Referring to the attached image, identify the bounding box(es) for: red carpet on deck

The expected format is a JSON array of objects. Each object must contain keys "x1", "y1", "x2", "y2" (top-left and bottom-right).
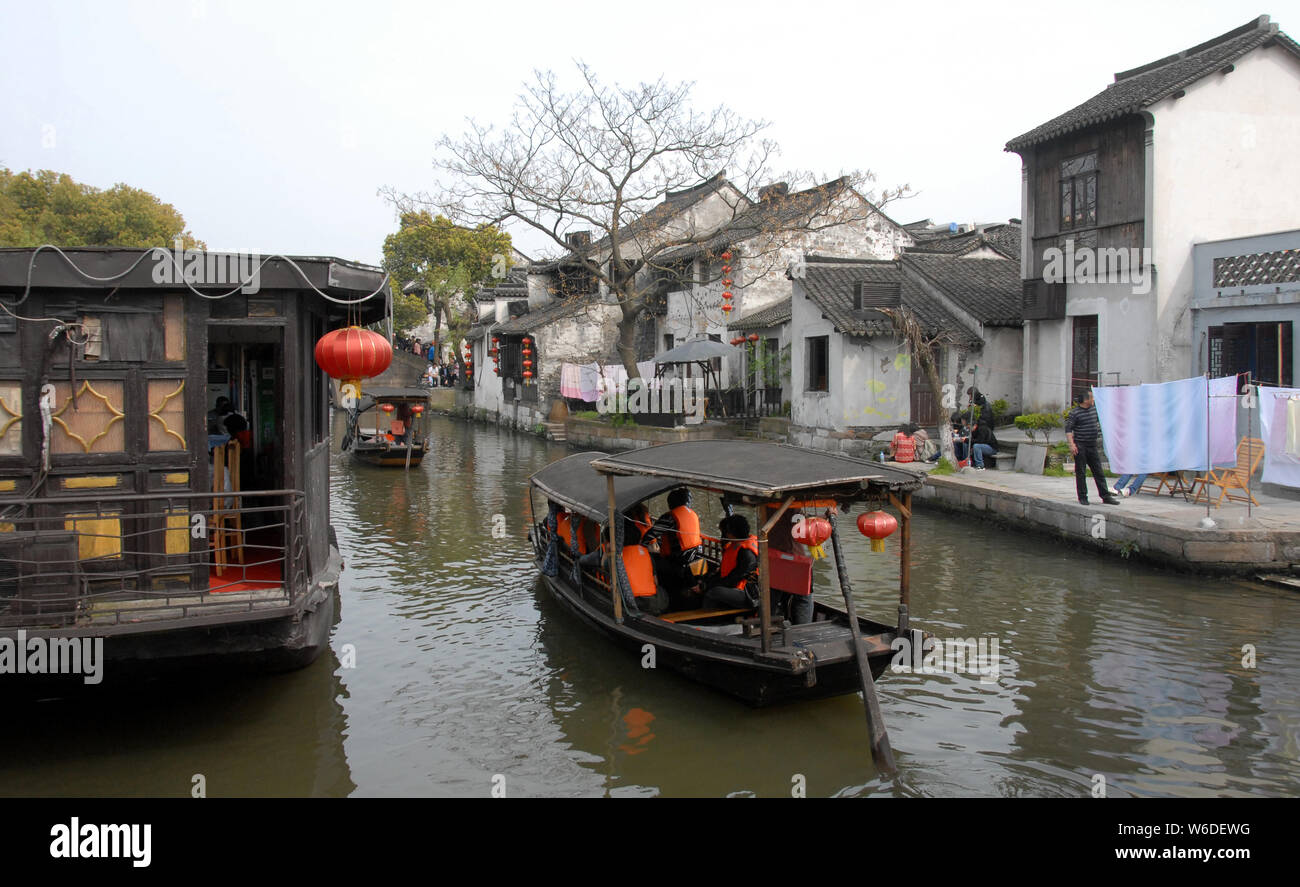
[{"x1": 207, "y1": 546, "x2": 284, "y2": 593}]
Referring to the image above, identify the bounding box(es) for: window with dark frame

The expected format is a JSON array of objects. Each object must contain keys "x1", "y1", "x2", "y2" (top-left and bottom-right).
[
  {"x1": 1060, "y1": 152, "x2": 1098, "y2": 230},
  {"x1": 806, "y1": 335, "x2": 829, "y2": 392}
]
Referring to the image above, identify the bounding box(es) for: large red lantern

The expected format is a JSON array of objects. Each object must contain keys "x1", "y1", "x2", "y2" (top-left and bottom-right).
[
  {"x1": 379, "y1": 403, "x2": 395, "y2": 414},
  {"x1": 791, "y1": 516, "x2": 832, "y2": 559},
  {"x1": 857, "y1": 511, "x2": 898, "y2": 553},
  {"x1": 721, "y1": 250, "x2": 732, "y2": 261},
  {"x1": 411, "y1": 404, "x2": 424, "y2": 415},
  {"x1": 314, "y1": 327, "x2": 393, "y2": 403},
  {"x1": 747, "y1": 333, "x2": 760, "y2": 343}
]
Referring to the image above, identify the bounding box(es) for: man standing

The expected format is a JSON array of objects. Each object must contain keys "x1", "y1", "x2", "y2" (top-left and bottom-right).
[{"x1": 1066, "y1": 391, "x2": 1119, "y2": 505}]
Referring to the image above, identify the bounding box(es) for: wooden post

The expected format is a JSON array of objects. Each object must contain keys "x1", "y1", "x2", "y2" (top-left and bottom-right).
[
  {"x1": 607, "y1": 474, "x2": 621, "y2": 623},
  {"x1": 828, "y1": 516, "x2": 896, "y2": 774},
  {"x1": 889, "y1": 492, "x2": 913, "y2": 634},
  {"x1": 757, "y1": 497, "x2": 795, "y2": 655}
]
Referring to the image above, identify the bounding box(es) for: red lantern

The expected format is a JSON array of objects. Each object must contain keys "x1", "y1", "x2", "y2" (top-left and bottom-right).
[
  {"x1": 792, "y1": 516, "x2": 832, "y2": 559},
  {"x1": 721, "y1": 304, "x2": 733, "y2": 313},
  {"x1": 411, "y1": 404, "x2": 425, "y2": 415},
  {"x1": 722, "y1": 264, "x2": 731, "y2": 274},
  {"x1": 730, "y1": 337, "x2": 745, "y2": 346},
  {"x1": 523, "y1": 359, "x2": 533, "y2": 369},
  {"x1": 492, "y1": 336, "x2": 500, "y2": 345},
  {"x1": 723, "y1": 278, "x2": 733, "y2": 286},
  {"x1": 522, "y1": 336, "x2": 532, "y2": 346},
  {"x1": 721, "y1": 250, "x2": 732, "y2": 261},
  {"x1": 314, "y1": 327, "x2": 393, "y2": 397},
  {"x1": 379, "y1": 403, "x2": 395, "y2": 414},
  {"x1": 523, "y1": 369, "x2": 533, "y2": 379},
  {"x1": 857, "y1": 511, "x2": 898, "y2": 553}
]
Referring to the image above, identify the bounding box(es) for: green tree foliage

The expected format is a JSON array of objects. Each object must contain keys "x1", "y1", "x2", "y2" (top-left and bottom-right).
[
  {"x1": 381, "y1": 211, "x2": 511, "y2": 360},
  {"x1": 0, "y1": 167, "x2": 203, "y2": 248}
]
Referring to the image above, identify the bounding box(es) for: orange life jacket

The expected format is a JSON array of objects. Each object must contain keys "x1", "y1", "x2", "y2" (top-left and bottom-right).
[
  {"x1": 557, "y1": 513, "x2": 589, "y2": 555},
  {"x1": 622, "y1": 545, "x2": 657, "y2": 598},
  {"x1": 669, "y1": 505, "x2": 701, "y2": 551},
  {"x1": 720, "y1": 536, "x2": 760, "y2": 589}
]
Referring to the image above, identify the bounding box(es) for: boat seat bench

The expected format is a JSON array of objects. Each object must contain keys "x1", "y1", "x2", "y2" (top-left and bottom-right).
[{"x1": 661, "y1": 607, "x2": 751, "y2": 624}]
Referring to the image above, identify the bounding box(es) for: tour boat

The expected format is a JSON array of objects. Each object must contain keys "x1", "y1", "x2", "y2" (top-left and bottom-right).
[
  {"x1": 341, "y1": 386, "x2": 430, "y2": 468},
  {"x1": 0, "y1": 246, "x2": 388, "y2": 676},
  {"x1": 526, "y1": 441, "x2": 925, "y2": 716}
]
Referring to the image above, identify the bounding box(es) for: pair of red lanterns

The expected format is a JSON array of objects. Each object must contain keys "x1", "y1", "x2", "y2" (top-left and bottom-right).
[
  {"x1": 790, "y1": 511, "x2": 898, "y2": 558},
  {"x1": 729, "y1": 333, "x2": 760, "y2": 347},
  {"x1": 720, "y1": 249, "x2": 734, "y2": 314},
  {"x1": 379, "y1": 403, "x2": 424, "y2": 415}
]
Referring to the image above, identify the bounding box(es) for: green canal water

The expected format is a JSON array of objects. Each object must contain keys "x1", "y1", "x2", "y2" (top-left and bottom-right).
[{"x1": 2, "y1": 413, "x2": 1298, "y2": 797}]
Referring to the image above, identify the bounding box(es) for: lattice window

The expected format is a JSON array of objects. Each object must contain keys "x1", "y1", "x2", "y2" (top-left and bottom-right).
[
  {"x1": 0, "y1": 383, "x2": 21, "y2": 457},
  {"x1": 1214, "y1": 249, "x2": 1300, "y2": 288},
  {"x1": 51, "y1": 380, "x2": 125, "y2": 454},
  {"x1": 148, "y1": 379, "x2": 187, "y2": 451}
]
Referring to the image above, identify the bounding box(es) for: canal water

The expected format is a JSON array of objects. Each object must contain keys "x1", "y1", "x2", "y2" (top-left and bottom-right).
[{"x1": 2, "y1": 413, "x2": 1297, "y2": 797}]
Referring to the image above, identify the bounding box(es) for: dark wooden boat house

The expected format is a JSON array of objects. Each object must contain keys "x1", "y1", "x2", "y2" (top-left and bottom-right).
[{"x1": 0, "y1": 247, "x2": 387, "y2": 670}]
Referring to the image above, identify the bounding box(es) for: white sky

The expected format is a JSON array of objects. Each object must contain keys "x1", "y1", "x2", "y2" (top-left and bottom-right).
[{"x1": 0, "y1": 0, "x2": 1287, "y2": 264}]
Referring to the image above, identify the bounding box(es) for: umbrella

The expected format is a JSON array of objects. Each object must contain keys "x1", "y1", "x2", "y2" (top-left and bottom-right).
[{"x1": 653, "y1": 337, "x2": 740, "y2": 364}]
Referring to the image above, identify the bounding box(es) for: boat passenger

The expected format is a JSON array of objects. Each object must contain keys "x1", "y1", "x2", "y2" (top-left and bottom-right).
[
  {"x1": 621, "y1": 517, "x2": 670, "y2": 616},
  {"x1": 556, "y1": 511, "x2": 590, "y2": 555},
  {"x1": 701, "y1": 514, "x2": 760, "y2": 610},
  {"x1": 650, "y1": 487, "x2": 704, "y2": 590}
]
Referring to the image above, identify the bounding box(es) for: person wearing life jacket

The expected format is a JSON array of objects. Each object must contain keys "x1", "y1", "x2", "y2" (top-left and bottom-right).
[
  {"x1": 651, "y1": 487, "x2": 704, "y2": 591},
  {"x1": 702, "y1": 514, "x2": 761, "y2": 610},
  {"x1": 556, "y1": 510, "x2": 590, "y2": 555},
  {"x1": 619, "y1": 517, "x2": 670, "y2": 616}
]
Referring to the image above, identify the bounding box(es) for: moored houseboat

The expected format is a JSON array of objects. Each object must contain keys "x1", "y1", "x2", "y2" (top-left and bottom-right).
[{"x1": 0, "y1": 246, "x2": 388, "y2": 678}]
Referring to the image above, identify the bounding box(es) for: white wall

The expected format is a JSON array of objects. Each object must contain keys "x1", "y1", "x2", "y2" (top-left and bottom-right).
[{"x1": 1149, "y1": 43, "x2": 1300, "y2": 381}]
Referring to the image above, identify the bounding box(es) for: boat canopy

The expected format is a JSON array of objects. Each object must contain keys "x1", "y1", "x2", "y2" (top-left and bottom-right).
[
  {"x1": 530, "y1": 452, "x2": 678, "y2": 521},
  {"x1": 355, "y1": 387, "x2": 431, "y2": 412},
  {"x1": 588, "y1": 440, "x2": 923, "y2": 501}
]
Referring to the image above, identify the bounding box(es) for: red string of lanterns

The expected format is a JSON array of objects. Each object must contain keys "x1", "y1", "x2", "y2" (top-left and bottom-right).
[{"x1": 720, "y1": 249, "x2": 733, "y2": 315}]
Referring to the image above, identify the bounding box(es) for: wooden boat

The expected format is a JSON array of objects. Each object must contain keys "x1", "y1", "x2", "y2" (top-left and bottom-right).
[
  {"x1": 0, "y1": 246, "x2": 388, "y2": 677},
  {"x1": 527, "y1": 441, "x2": 925, "y2": 712},
  {"x1": 342, "y1": 386, "x2": 430, "y2": 468}
]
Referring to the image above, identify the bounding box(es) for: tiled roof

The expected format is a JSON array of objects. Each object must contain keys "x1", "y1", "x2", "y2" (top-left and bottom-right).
[
  {"x1": 588, "y1": 172, "x2": 738, "y2": 255},
  {"x1": 473, "y1": 266, "x2": 529, "y2": 300},
  {"x1": 904, "y1": 222, "x2": 1021, "y2": 261},
  {"x1": 729, "y1": 296, "x2": 791, "y2": 330},
  {"x1": 655, "y1": 177, "x2": 896, "y2": 262},
  {"x1": 901, "y1": 253, "x2": 1022, "y2": 327},
  {"x1": 494, "y1": 293, "x2": 602, "y2": 335},
  {"x1": 801, "y1": 260, "x2": 981, "y2": 347},
  {"x1": 1007, "y1": 16, "x2": 1300, "y2": 151}
]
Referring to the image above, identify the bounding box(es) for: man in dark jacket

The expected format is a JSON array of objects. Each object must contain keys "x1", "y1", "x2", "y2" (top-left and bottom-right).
[{"x1": 1066, "y1": 391, "x2": 1119, "y2": 505}]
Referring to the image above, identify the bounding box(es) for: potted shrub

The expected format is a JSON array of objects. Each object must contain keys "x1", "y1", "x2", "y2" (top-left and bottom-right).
[{"x1": 1012, "y1": 412, "x2": 1063, "y2": 474}]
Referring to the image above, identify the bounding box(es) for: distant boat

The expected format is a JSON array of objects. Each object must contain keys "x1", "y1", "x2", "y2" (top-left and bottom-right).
[
  {"x1": 342, "y1": 387, "x2": 430, "y2": 468},
  {"x1": 527, "y1": 441, "x2": 925, "y2": 708}
]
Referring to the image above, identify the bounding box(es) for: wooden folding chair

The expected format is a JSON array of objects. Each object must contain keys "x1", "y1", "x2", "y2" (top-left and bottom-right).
[
  {"x1": 1189, "y1": 438, "x2": 1266, "y2": 507},
  {"x1": 1149, "y1": 472, "x2": 1190, "y2": 499}
]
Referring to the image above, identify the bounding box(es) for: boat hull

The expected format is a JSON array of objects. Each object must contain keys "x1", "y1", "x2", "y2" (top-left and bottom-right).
[{"x1": 538, "y1": 569, "x2": 896, "y2": 707}]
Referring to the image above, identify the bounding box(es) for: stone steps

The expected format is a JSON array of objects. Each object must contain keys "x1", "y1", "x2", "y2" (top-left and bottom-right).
[{"x1": 544, "y1": 421, "x2": 567, "y2": 442}]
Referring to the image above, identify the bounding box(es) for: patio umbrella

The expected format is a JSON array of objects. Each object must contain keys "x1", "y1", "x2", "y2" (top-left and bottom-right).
[{"x1": 652, "y1": 337, "x2": 741, "y2": 416}]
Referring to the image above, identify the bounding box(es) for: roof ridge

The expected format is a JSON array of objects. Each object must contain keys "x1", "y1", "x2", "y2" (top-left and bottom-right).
[{"x1": 1114, "y1": 15, "x2": 1270, "y2": 82}]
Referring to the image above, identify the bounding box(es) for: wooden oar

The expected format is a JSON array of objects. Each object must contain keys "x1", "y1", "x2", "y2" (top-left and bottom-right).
[{"x1": 828, "y1": 515, "x2": 897, "y2": 775}]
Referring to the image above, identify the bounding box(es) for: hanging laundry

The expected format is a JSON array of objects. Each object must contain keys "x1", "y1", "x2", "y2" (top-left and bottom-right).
[
  {"x1": 1289, "y1": 397, "x2": 1300, "y2": 458},
  {"x1": 1257, "y1": 387, "x2": 1300, "y2": 488},
  {"x1": 559, "y1": 362, "x2": 583, "y2": 400},
  {"x1": 1092, "y1": 376, "x2": 1209, "y2": 474},
  {"x1": 577, "y1": 363, "x2": 601, "y2": 402},
  {"x1": 1208, "y1": 375, "x2": 1239, "y2": 466}
]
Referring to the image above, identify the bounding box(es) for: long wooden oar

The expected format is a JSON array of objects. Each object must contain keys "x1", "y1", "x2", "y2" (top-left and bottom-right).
[{"x1": 828, "y1": 515, "x2": 897, "y2": 775}]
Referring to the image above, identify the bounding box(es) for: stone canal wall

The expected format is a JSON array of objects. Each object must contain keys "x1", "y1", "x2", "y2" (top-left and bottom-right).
[{"x1": 918, "y1": 474, "x2": 1300, "y2": 575}]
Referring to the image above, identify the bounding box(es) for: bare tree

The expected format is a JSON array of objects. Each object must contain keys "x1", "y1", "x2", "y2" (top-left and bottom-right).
[
  {"x1": 392, "y1": 63, "x2": 907, "y2": 379},
  {"x1": 878, "y1": 306, "x2": 963, "y2": 465}
]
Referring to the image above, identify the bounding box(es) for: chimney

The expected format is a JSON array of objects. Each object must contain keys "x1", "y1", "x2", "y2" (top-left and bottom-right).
[
  {"x1": 566, "y1": 231, "x2": 592, "y2": 250},
  {"x1": 758, "y1": 182, "x2": 789, "y2": 201}
]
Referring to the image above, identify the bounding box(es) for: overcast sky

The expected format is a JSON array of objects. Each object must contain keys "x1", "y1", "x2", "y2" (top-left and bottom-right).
[{"x1": 0, "y1": 0, "x2": 1284, "y2": 264}]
